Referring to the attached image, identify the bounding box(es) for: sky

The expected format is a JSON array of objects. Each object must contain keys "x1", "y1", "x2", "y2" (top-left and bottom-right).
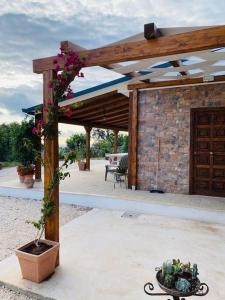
[{"x1": 0, "y1": 0, "x2": 225, "y2": 145}]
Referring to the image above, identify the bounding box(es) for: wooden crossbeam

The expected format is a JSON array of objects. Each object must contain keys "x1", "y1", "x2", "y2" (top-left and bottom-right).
[
  {"x1": 59, "y1": 118, "x2": 127, "y2": 131},
  {"x1": 71, "y1": 101, "x2": 128, "y2": 119},
  {"x1": 102, "y1": 117, "x2": 128, "y2": 126},
  {"x1": 100, "y1": 113, "x2": 128, "y2": 122},
  {"x1": 61, "y1": 41, "x2": 139, "y2": 78},
  {"x1": 127, "y1": 74, "x2": 225, "y2": 90},
  {"x1": 144, "y1": 23, "x2": 188, "y2": 78},
  {"x1": 76, "y1": 109, "x2": 128, "y2": 123},
  {"x1": 33, "y1": 26, "x2": 225, "y2": 73},
  {"x1": 59, "y1": 94, "x2": 128, "y2": 119}
]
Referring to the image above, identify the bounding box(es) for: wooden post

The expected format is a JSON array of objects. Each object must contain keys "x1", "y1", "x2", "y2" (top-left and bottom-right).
[
  {"x1": 34, "y1": 114, "x2": 42, "y2": 182},
  {"x1": 84, "y1": 126, "x2": 92, "y2": 171},
  {"x1": 113, "y1": 129, "x2": 119, "y2": 154},
  {"x1": 128, "y1": 89, "x2": 138, "y2": 189},
  {"x1": 43, "y1": 70, "x2": 59, "y2": 260}
]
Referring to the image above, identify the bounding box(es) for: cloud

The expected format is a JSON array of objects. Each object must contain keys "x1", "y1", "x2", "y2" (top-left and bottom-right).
[{"x1": 1, "y1": 0, "x2": 225, "y2": 138}]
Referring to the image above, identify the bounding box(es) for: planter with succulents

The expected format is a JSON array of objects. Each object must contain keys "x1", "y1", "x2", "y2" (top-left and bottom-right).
[
  {"x1": 144, "y1": 259, "x2": 209, "y2": 299},
  {"x1": 157, "y1": 259, "x2": 200, "y2": 296}
]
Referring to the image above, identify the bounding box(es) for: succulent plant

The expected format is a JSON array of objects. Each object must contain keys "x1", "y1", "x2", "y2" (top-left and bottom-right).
[
  {"x1": 162, "y1": 260, "x2": 173, "y2": 276},
  {"x1": 191, "y1": 264, "x2": 199, "y2": 279},
  {"x1": 175, "y1": 278, "x2": 191, "y2": 293},
  {"x1": 164, "y1": 274, "x2": 176, "y2": 288}
]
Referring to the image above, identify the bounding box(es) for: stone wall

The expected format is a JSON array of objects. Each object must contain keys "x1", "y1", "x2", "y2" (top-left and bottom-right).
[{"x1": 137, "y1": 83, "x2": 225, "y2": 193}]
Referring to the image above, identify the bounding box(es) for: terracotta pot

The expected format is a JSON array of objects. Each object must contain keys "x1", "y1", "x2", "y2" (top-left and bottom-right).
[
  {"x1": 16, "y1": 239, "x2": 60, "y2": 283},
  {"x1": 78, "y1": 161, "x2": 86, "y2": 171},
  {"x1": 19, "y1": 175, "x2": 25, "y2": 183},
  {"x1": 24, "y1": 175, "x2": 34, "y2": 188}
]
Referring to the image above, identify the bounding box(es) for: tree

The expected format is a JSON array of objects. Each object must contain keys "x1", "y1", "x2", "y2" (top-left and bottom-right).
[
  {"x1": 13, "y1": 118, "x2": 40, "y2": 165},
  {"x1": 0, "y1": 118, "x2": 40, "y2": 164},
  {"x1": 0, "y1": 124, "x2": 10, "y2": 161},
  {"x1": 91, "y1": 128, "x2": 128, "y2": 157},
  {"x1": 66, "y1": 133, "x2": 86, "y2": 159}
]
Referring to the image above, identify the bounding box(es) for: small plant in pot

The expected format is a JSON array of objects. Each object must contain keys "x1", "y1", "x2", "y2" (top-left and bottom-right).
[
  {"x1": 76, "y1": 146, "x2": 86, "y2": 171},
  {"x1": 17, "y1": 165, "x2": 25, "y2": 183},
  {"x1": 16, "y1": 197, "x2": 59, "y2": 283},
  {"x1": 23, "y1": 164, "x2": 35, "y2": 188},
  {"x1": 16, "y1": 47, "x2": 85, "y2": 283}
]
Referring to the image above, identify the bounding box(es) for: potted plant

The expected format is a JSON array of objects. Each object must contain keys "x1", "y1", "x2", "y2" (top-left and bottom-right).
[
  {"x1": 16, "y1": 47, "x2": 84, "y2": 283},
  {"x1": 156, "y1": 259, "x2": 201, "y2": 296},
  {"x1": 76, "y1": 146, "x2": 86, "y2": 171},
  {"x1": 16, "y1": 197, "x2": 59, "y2": 283},
  {"x1": 23, "y1": 164, "x2": 35, "y2": 188},
  {"x1": 16, "y1": 149, "x2": 76, "y2": 283},
  {"x1": 17, "y1": 165, "x2": 25, "y2": 183}
]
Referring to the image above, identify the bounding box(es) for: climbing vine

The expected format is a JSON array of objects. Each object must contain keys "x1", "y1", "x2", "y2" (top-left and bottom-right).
[{"x1": 28, "y1": 48, "x2": 85, "y2": 246}]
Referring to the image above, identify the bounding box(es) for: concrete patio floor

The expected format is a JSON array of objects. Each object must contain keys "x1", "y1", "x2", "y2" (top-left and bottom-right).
[
  {"x1": 0, "y1": 160, "x2": 225, "y2": 212},
  {"x1": 0, "y1": 208, "x2": 224, "y2": 300}
]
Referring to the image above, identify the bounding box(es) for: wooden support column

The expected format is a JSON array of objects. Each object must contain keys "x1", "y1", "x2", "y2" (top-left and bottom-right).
[
  {"x1": 113, "y1": 129, "x2": 119, "y2": 153},
  {"x1": 34, "y1": 114, "x2": 42, "y2": 182},
  {"x1": 128, "y1": 89, "x2": 138, "y2": 189},
  {"x1": 84, "y1": 126, "x2": 92, "y2": 171},
  {"x1": 43, "y1": 70, "x2": 59, "y2": 253}
]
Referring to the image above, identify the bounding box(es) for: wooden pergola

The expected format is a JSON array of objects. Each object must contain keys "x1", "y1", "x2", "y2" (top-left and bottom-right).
[{"x1": 31, "y1": 23, "x2": 225, "y2": 258}]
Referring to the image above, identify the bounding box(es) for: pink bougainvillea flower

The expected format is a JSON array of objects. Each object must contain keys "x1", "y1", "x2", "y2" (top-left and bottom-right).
[
  {"x1": 66, "y1": 93, "x2": 73, "y2": 100},
  {"x1": 43, "y1": 107, "x2": 49, "y2": 113},
  {"x1": 32, "y1": 127, "x2": 38, "y2": 134},
  {"x1": 48, "y1": 81, "x2": 53, "y2": 88},
  {"x1": 47, "y1": 99, "x2": 53, "y2": 106},
  {"x1": 59, "y1": 47, "x2": 65, "y2": 54},
  {"x1": 53, "y1": 59, "x2": 58, "y2": 64},
  {"x1": 55, "y1": 65, "x2": 60, "y2": 72},
  {"x1": 64, "y1": 108, "x2": 73, "y2": 118},
  {"x1": 57, "y1": 53, "x2": 64, "y2": 58}
]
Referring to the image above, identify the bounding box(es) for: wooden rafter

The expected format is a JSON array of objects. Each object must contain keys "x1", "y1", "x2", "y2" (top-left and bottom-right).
[
  {"x1": 59, "y1": 118, "x2": 127, "y2": 131},
  {"x1": 33, "y1": 26, "x2": 225, "y2": 73},
  {"x1": 127, "y1": 74, "x2": 225, "y2": 90},
  {"x1": 70, "y1": 97, "x2": 127, "y2": 117}
]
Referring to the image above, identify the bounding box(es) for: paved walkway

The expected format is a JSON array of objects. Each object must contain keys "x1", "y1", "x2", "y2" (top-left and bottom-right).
[{"x1": 0, "y1": 208, "x2": 224, "y2": 300}]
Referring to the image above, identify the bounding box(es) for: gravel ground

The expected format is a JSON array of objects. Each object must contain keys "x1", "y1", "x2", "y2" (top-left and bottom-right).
[{"x1": 0, "y1": 195, "x2": 91, "y2": 299}]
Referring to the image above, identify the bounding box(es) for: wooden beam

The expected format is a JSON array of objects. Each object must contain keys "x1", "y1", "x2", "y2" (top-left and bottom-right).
[
  {"x1": 61, "y1": 41, "x2": 122, "y2": 71},
  {"x1": 144, "y1": 23, "x2": 161, "y2": 39},
  {"x1": 66, "y1": 97, "x2": 128, "y2": 119},
  {"x1": 128, "y1": 90, "x2": 138, "y2": 189},
  {"x1": 95, "y1": 111, "x2": 128, "y2": 123},
  {"x1": 76, "y1": 107, "x2": 128, "y2": 122},
  {"x1": 43, "y1": 70, "x2": 59, "y2": 264},
  {"x1": 59, "y1": 118, "x2": 127, "y2": 131},
  {"x1": 59, "y1": 92, "x2": 120, "y2": 115},
  {"x1": 127, "y1": 74, "x2": 225, "y2": 90},
  {"x1": 113, "y1": 130, "x2": 119, "y2": 154},
  {"x1": 33, "y1": 26, "x2": 225, "y2": 73},
  {"x1": 60, "y1": 41, "x2": 143, "y2": 78},
  {"x1": 102, "y1": 115, "x2": 128, "y2": 125},
  {"x1": 143, "y1": 24, "x2": 188, "y2": 77},
  {"x1": 84, "y1": 126, "x2": 92, "y2": 171}
]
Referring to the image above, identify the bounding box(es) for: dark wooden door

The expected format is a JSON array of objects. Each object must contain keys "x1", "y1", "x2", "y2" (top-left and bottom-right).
[{"x1": 190, "y1": 108, "x2": 225, "y2": 197}]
